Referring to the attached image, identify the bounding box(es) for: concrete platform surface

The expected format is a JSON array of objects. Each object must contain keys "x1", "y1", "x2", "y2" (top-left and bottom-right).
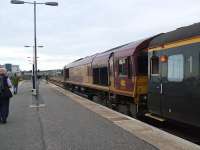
[
  {"x1": 0, "y1": 81, "x2": 157, "y2": 150},
  {"x1": 50, "y1": 81, "x2": 200, "y2": 150}
]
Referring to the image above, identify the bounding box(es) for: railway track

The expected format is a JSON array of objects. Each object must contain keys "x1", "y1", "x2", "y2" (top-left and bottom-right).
[{"x1": 48, "y1": 78, "x2": 200, "y2": 145}]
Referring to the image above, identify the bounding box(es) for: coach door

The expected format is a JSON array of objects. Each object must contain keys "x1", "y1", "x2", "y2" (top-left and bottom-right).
[
  {"x1": 162, "y1": 54, "x2": 185, "y2": 119},
  {"x1": 148, "y1": 55, "x2": 163, "y2": 115}
]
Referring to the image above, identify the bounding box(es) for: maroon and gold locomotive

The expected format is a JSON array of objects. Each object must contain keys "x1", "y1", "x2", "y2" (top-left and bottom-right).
[{"x1": 64, "y1": 37, "x2": 155, "y2": 116}]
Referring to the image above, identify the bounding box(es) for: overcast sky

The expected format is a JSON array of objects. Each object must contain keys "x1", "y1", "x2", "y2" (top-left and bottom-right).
[{"x1": 0, "y1": 0, "x2": 200, "y2": 70}]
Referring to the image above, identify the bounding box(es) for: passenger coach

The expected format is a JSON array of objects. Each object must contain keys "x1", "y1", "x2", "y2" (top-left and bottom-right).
[{"x1": 148, "y1": 23, "x2": 200, "y2": 127}]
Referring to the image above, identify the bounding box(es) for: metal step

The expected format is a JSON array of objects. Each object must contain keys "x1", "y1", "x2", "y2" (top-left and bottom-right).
[{"x1": 145, "y1": 113, "x2": 166, "y2": 122}]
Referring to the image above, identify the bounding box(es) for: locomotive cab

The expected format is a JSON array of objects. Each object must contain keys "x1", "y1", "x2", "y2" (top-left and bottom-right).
[{"x1": 108, "y1": 39, "x2": 154, "y2": 117}]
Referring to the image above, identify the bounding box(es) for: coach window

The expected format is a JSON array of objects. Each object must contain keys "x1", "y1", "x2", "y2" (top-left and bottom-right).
[
  {"x1": 151, "y1": 56, "x2": 159, "y2": 75},
  {"x1": 168, "y1": 54, "x2": 184, "y2": 82},
  {"x1": 119, "y1": 57, "x2": 128, "y2": 76}
]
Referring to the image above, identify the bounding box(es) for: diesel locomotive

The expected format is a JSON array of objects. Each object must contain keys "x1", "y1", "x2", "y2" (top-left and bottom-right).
[
  {"x1": 64, "y1": 22, "x2": 200, "y2": 128},
  {"x1": 64, "y1": 38, "x2": 154, "y2": 117}
]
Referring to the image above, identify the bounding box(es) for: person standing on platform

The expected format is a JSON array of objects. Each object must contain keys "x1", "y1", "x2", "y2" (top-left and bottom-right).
[
  {"x1": 0, "y1": 68, "x2": 13, "y2": 124},
  {"x1": 12, "y1": 73, "x2": 19, "y2": 94}
]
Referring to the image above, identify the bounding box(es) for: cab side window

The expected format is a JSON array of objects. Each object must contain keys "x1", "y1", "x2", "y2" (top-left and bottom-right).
[
  {"x1": 151, "y1": 56, "x2": 159, "y2": 75},
  {"x1": 138, "y1": 53, "x2": 148, "y2": 75},
  {"x1": 119, "y1": 57, "x2": 128, "y2": 76},
  {"x1": 118, "y1": 57, "x2": 131, "y2": 78},
  {"x1": 168, "y1": 54, "x2": 184, "y2": 82}
]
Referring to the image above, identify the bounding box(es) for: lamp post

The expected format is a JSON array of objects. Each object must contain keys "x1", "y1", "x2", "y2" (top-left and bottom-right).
[
  {"x1": 11, "y1": 0, "x2": 58, "y2": 96},
  {"x1": 25, "y1": 45, "x2": 43, "y2": 93}
]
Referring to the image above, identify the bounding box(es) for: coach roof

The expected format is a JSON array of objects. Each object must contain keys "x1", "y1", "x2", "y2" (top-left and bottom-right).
[{"x1": 149, "y1": 22, "x2": 200, "y2": 48}]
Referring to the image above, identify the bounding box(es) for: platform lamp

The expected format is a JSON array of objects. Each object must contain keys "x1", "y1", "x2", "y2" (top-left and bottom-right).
[{"x1": 11, "y1": 0, "x2": 58, "y2": 97}]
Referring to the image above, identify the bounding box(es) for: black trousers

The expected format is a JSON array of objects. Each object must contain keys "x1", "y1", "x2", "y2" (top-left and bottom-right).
[{"x1": 0, "y1": 98, "x2": 10, "y2": 121}]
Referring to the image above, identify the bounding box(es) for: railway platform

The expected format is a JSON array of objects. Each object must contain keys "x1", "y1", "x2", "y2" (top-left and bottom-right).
[{"x1": 0, "y1": 81, "x2": 199, "y2": 150}]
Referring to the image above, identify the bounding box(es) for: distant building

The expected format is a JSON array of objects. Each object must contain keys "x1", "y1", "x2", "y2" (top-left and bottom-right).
[
  {"x1": 12, "y1": 65, "x2": 20, "y2": 73},
  {"x1": 39, "y1": 69, "x2": 63, "y2": 76},
  {"x1": 5, "y1": 64, "x2": 12, "y2": 72},
  {"x1": 1, "y1": 64, "x2": 20, "y2": 74}
]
